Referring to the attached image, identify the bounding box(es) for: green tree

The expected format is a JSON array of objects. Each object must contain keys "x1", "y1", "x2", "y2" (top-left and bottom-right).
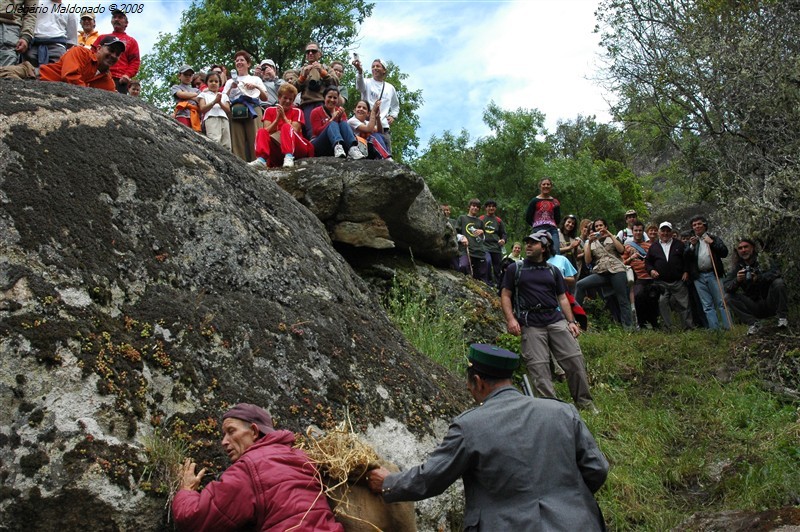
[
  {"x1": 596, "y1": 0, "x2": 800, "y2": 262},
  {"x1": 412, "y1": 103, "x2": 636, "y2": 240}
]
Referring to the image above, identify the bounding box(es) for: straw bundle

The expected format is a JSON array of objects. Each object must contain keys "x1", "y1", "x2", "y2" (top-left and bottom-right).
[{"x1": 296, "y1": 418, "x2": 380, "y2": 493}]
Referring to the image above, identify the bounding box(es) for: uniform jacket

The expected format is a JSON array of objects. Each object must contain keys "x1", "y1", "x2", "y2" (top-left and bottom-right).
[
  {"x1": 645, "y1": 238, "x2": 688, "y2": 282},
  {"x1": 685, "y1": 233, "x2": 728, "y2": 280},
  {"x1": 172, "y1": 430, "x2": 343, "y2": 532},
  {"x1": 38, "y1": 45, "x2": 115, "y2": 91},
  {"x1": 383, "y1": 386, "x2": 608, "y2": 531},
  {"x1": 0, "y1": 0, "x2": 39, "y2": 44}
]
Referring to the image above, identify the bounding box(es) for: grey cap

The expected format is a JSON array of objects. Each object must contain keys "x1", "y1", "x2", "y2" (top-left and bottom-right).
[{"x1": 178, "y1": 64, "x2": 194, "y2": 75}]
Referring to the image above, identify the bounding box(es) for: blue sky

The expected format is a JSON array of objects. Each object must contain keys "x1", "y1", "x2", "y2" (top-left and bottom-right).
[{"x1": 89, "y1": 0, "x2": 611, "y2": 147}]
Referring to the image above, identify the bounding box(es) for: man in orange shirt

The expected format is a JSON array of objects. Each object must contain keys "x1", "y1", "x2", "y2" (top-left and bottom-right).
[
  {"x1": 77, "y1": 12, "x2": 99, "y2": 48},
  {"x1": 38, "y1": 35, "x2": 123, "y2": 91}
]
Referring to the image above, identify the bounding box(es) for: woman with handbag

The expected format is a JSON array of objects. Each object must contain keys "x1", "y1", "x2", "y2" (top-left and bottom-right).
[
  {"x1": 223, "y1": 50, "x2": 268, "y2": 162},
  {"x1": 574, "y1": 219, "x2": 633, "y2": 328}
]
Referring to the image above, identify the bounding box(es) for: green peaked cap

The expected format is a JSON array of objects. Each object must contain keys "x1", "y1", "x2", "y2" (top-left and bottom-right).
[{"x1": 468, "y1": 343, "x2": 520, "y2": 378}]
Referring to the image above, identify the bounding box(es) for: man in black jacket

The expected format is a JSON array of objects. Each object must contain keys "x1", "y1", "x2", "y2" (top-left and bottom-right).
[
  {"x1": 645, "y1": 221, "x2": 692, "y2": 330},
  {"x1": 723, "y1": 238, "x2": 788, "y2": 335}
]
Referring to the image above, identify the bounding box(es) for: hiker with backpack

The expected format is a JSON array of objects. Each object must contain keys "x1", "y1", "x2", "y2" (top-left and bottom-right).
[{"x1": 500, "y1": 230, "x2": 598, "y2": 413}]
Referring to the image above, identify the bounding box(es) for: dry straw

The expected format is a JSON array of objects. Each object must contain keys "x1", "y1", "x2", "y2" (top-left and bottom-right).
[{"x1": 295, "y1": 412, "x2": 384, "y2": 530}]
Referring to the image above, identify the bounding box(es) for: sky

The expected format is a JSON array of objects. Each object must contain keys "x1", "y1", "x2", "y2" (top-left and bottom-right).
[{"x1": 87, "y1": 0, "x2": 612, "y2": 148}]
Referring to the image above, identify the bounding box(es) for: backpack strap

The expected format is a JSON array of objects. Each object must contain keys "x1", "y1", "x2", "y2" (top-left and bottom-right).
[{"x1": 513, "y1": 260, "x2": 559, "y2": 318}]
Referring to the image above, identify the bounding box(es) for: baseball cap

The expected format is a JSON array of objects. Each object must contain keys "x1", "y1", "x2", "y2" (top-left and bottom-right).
[
  {"x1": 625, "y1": 209, "x2": 637, "y2": 217},
  {"x1": 260, "y1": 59, "x2": 276, "y2": 70},
  {"x1": 96, "y1": 35, "x2": 126, "y2": 52},
  {"x1": 80, "y1": 12, "x2": 95, "y2": 20},
  {"x1": 222, "y1": 403, "x2": 274, "y2": 436},
  {"x1": 178, "y1": 64, "x2": 194, "y2": 75},
  {"x1": 659, "y1": 221, "x2": 673, "y2": 230},
  {"x1": 523, "y1": 230, "x2": 552, "y2": 246}
]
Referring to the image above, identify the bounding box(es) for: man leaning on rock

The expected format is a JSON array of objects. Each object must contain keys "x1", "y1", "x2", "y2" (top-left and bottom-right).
[
  {"x1": 0, "y1": 34, "x2": 124, "y2": 91},
  {"x1": 172, "y1": 403, "x2": 343, "y2": 531}
]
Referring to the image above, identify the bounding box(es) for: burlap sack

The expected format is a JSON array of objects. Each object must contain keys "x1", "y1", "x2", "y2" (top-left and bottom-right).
[{"x1": 329, "y1": 462, "x2": 417, "y2": 532}]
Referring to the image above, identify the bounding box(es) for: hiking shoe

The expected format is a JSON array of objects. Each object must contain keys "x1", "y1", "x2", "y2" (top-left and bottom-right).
[
  {"x1": 578, "y1": 402, "x2": 601, "y2": 415},
  {"x1": 747, "y1": 323, "x2": 761, "y2": 336},
  {"x1": 282, "y1": 154, "x2": 295, "y2": 167},
  {"x1": 333, "y1": 144, "x2": 346, "y2": 158},
  {"x1": 248, "y1": 158, "x2": 266, "y2": 169},
  {"x1": 778, "y1": 318, "x2": 788, "y2": 328},
  {"x1": 348, "y1": 146, "x2": 366, "y2": 160}
]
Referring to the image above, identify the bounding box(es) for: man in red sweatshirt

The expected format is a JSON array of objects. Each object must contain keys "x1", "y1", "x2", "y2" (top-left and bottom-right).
[
  {"x1": 96, "y1": 9, "x2": 139, "y2": 93},
  {"x1": 172, "y1": 403, "x2": 343, "y2": 531}
]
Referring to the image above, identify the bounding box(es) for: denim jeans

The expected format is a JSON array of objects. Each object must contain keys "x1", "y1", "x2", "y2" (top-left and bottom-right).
[
  {"x1": 575, "y1": 271, "x2": 632, "y2": 327},
  {"x1": 694, "y1": 271, "x2": 730, "y2": 330},
  {"x1": 311, "y1": 120, "x2": 357, "y2": 156}
]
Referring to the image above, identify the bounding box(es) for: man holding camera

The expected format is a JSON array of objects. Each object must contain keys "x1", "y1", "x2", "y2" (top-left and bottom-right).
[
  {"x1": 723, "y1": 239, "x2": 788, "y2": 335},
  {"x1": 295, "y1": 41, "x2": 338, "y2": 138}
]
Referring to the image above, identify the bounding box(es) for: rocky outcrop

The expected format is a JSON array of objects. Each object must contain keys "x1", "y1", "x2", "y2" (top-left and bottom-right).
[
  {"x1": 267, "y1": 158, "x2": 458, "y2": 266},
  {"x1": 0, "y1": 80, "x2": 471, "y2": 530}
]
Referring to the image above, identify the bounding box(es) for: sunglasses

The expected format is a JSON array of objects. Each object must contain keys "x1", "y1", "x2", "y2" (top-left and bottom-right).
[{"x1": 305, "y1": 49, "x2": 319, "y2": 55}]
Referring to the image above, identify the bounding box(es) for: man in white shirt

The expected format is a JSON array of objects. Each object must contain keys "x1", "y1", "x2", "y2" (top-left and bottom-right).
[
  {"x1": 354, "y1": 57, "x2": 399, "y2": 154},
  {"x1": 24, "y1": 0, "x2": 77, "y2": 66}
]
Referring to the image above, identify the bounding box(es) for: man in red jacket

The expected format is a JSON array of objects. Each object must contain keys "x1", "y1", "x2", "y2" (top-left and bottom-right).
[
  {"x1": 172, "y1": 403, "x2": 343, "y2": 532},
  {"x1": 96, "y1": 9, "x2": 139, "y2": 93}
]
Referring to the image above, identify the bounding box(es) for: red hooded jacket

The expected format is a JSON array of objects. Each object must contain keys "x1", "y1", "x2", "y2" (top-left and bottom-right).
[{"x1": 172, "y1": 429, "x2": 343, "y2": 531}]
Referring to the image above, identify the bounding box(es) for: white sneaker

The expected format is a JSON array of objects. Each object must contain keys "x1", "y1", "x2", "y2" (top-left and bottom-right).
[
  {"x1": 348, "y1": 146, "x2": 366, "y2": 160},
  {"x1": 333, "y1": 144, "x2": 346, "y2": 158},
  {"x1": 283, "y1": 154, "x2": 295, "y2": 167},
  {"x1": 778, "y1": 318, "x2": 788, "y2": 328},
  {"x1": 248, "y1": 158, "x2": 266, "y2": 168},
  {"x1": 747, "y1": 323, "x2": 761, "y2": 336}
]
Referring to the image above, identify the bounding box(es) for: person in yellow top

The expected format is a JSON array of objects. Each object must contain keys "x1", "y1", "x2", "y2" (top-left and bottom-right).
[{"x1": 77, "y1": 12, "x2": 98, "y2": 48}]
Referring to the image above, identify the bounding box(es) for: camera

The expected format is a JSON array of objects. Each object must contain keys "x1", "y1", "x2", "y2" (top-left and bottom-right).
[
  {"x1": 743, "y1": 265, "x2": 758, "y2": 281},
  {"x1": 593, "y1": 232, "x2": 602, "y2": 238}
]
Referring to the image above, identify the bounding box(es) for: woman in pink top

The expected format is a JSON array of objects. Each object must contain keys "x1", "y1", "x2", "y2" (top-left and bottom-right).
[{"x1": 524, "y1": 177, "x2": 562, "y2": 253}]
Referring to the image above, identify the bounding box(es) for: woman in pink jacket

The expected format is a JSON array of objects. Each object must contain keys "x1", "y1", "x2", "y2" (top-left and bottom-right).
[{"x1": 172, "y1": 403, "x2": 343, "y2": 532}]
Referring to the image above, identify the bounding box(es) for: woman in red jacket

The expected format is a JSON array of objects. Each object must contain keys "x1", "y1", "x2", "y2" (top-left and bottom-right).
[
  {"x1": 310, "y1": 87, "x2": 365, "y2": 160},
  {"x1": 172, "y1": 403, "x2": 343, "y2": 532}
]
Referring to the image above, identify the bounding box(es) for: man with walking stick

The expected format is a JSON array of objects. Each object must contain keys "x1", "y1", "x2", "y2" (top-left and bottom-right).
[{"x1": 686, "y1": 215, "x2": 731, "y2": 330}]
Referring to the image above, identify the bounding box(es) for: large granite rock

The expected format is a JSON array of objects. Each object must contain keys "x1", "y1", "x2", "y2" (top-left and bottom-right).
[
  {"x1": 0, "y1": 80, "x2": 470, "y2": 530},
  {"x1": 266, "y1": 158, "x2": 458, "y2": 266}
]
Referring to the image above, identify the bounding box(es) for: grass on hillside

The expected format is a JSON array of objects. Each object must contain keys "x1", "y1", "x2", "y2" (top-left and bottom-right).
[{"x1": 384, "y1": 279, "x2": 800, "y2": 530}]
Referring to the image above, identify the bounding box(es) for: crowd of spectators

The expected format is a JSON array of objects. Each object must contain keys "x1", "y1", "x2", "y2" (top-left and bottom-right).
[
  {"x1": 444, "y1": 181, "x2": 789, "y2": 334},
  {"x1": 0, "y1": 3, "x2": 398, "y2": 164},
  {"x1": 171, "y1": 44, "x2": 398, "y2": 166}
]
